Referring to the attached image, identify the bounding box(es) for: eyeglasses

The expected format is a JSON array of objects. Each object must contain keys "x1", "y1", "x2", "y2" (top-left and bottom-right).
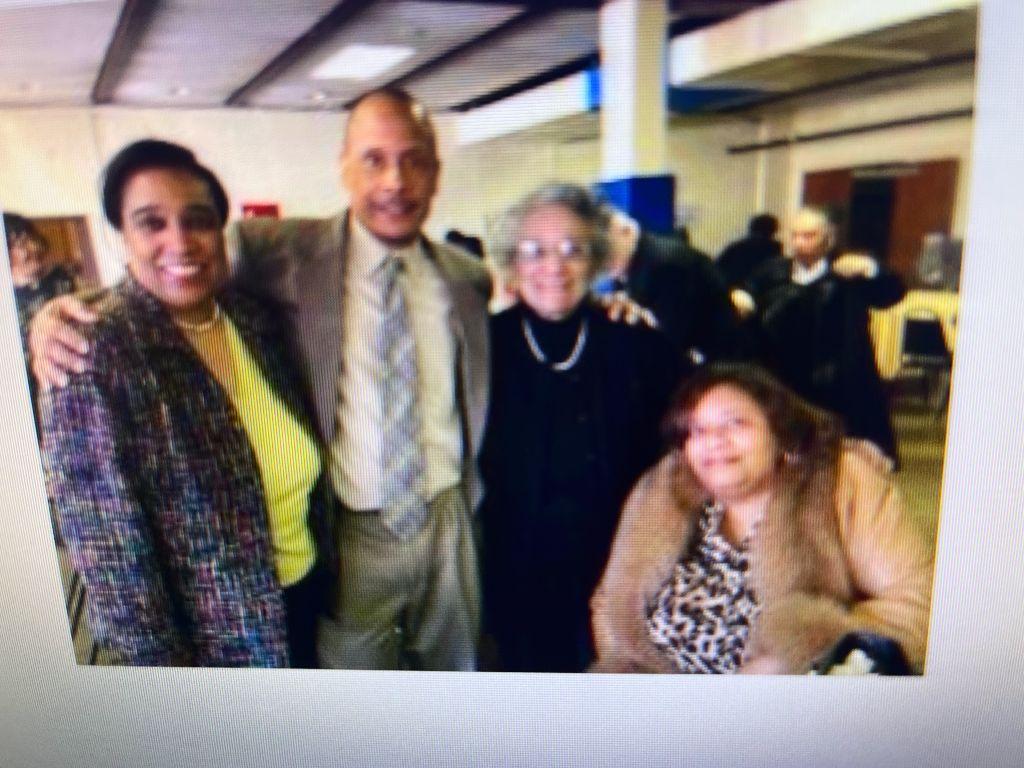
[
  {"x1": 515, "y1": 238, "x2": 590, "y2": 266},
  {"x1": 686, "y1": 416, "x2": 754, "y2": 441}
]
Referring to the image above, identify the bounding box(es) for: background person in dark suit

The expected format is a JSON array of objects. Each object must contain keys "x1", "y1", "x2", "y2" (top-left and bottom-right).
[
  {"x1": 599, "y1": 207, "x2": 739, "y2": 365},
  {"x1": 734, "y1": 207, "x2": 906, "y2": 463},
  {"x1": 716, "y1": 213, "x2": 783, "y2": 289}
]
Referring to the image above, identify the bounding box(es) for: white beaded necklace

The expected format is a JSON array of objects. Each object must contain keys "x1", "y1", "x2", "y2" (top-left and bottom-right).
[{"x1": 521, "y1": 316, "x2": 589, "y2": 372}]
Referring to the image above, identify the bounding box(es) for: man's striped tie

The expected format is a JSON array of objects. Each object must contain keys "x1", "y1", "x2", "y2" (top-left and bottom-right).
[{"x1": 376, "y1": 253, "x2": 426, "y2": 538}]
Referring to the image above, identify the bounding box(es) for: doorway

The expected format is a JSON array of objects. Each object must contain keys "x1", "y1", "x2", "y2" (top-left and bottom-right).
[
  {"x1": 31, "y1": 216, "x2": 98, "y2": 286},
  {"x1": 802, "y1": 159, "x2": 959, "y2": 283}
]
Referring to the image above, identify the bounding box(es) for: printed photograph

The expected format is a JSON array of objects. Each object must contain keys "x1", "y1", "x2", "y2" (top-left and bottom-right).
[{"x1": 0, "y1": 0, "x2": 974, "y2": 674}]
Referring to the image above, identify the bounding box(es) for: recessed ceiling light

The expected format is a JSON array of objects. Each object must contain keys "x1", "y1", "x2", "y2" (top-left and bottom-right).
[
  {"x1": 0, "y1": 0, "x2": 101, "y2": 8},
  {"x1": 311, "y1": 44, "x2": 415, "y2": 81},
  {"x1": 170, "y1": 85, "x2": 191, "y2": 97},
  {"x1": 311, "y1": 90, "x2": 328, "y2": 102}
]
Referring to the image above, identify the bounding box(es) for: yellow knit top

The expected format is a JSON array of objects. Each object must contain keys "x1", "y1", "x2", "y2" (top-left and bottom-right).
[{"x1": 224, "y1": 318, "x2": 319, "y2": 587}]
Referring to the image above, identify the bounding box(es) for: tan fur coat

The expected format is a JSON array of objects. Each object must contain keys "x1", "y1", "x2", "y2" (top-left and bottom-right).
[{"x1": 590, "y1": 441, "x2": 934, "y2": 674}]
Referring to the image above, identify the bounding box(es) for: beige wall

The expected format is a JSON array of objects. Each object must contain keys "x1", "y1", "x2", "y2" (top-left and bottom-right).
[
  {"x1": 767, "y1": 62, "x2": 976, "y2": 237},
  {"x1": 0, "y1": 107, "x2": 344, "y2": 282},
  {"x1": 434, "y1": 61, "x2": 976, "y2": 256},
  {"x1": 0, "y1": 61, "x2": 975, "y2": 283},
  {"x1": 432, "y1": 112, "x2": 763, "y2": 256}
]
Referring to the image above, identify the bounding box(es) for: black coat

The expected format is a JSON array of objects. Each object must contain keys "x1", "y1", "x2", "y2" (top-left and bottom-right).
[
  {"x1": 745, "y1": 257, "x2": 906, "y2": 461},
  {"x1": 625, "y1": 231, "x2": 740, "y2": 364},
  {"x1": 480, "y1": 303, "x2": 684, "y2": 672},
  {"x1": 716, "y1": 234, "x2": 783, "y2": 288}
]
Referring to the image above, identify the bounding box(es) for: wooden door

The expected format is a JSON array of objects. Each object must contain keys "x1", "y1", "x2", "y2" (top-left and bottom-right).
[
  {"x1": 802, "y1": 161, "x2": 959, "y2": 283},
  {"x1": 888, "y1": 160, "x2": 959, "y2": 280},
  {"x1": 32, "y1": 216, "x2": 98, "y2": 286}
]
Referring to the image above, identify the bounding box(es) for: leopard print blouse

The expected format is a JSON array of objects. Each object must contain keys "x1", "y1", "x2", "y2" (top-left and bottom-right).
[{"x1": 645, "y1": 503, "x2": 761, "y2": 673}]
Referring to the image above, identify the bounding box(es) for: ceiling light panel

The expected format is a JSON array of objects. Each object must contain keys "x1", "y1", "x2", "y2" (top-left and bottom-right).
[
  {"x1": 110, "y1": 0, "x2": 339, "y2": 106},
  {"x1": 244, "y1": 1, "x2": 524, "y2": 110},
  {"x1": 311, "y1": 44, "x2": 416, "y2": 81},
  {"x1": 402, "y1": 9, "x2": 598, "y2": 111},
  {"x1": 0, "y1": 0, "x2": 122, "y2": 106}
]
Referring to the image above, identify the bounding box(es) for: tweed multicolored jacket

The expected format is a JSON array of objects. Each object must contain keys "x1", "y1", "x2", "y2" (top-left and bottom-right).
[{"x1": 41, "y1": 277, "x2": 328, "y2": 667}]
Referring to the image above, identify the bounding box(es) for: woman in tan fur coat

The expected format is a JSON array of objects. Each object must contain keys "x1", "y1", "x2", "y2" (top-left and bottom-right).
[{"x1": 590, "y1": 364, "x2": 933, "y2": 674}]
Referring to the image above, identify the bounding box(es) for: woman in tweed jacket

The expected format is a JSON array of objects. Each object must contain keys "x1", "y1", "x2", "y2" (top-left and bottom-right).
[{"x1": 41, "y1": 140, "x2": 328, "y2": 667}]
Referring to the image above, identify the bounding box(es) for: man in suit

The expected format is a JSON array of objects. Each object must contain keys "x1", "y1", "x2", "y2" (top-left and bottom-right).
[
  {"x1": 734, "y1": 206, "x2": 906, "y2": 463},
  {"x1": 29, "y1": 88, "x2": 490, "y2": 670},
  {"x1": 599, "y1": 208, "x2": 738, "y2": 365},
  {"x1": 715, "y1": 213, "x2": 783, "y2": 289}
]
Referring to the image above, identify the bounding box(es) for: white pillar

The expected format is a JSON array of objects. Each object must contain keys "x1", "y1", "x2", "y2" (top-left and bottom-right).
[{"x1": 599, "y1": 0, "x2": 668, "y2": 180}]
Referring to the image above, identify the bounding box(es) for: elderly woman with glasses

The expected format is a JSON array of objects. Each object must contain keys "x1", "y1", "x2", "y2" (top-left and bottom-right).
[{"x1": 480, "y1": 183, "x2": 686, "y2": 672}]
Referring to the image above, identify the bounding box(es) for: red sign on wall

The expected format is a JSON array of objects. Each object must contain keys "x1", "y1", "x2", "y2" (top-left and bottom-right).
[{"x1": 241, "y1": 202, "x2": 280, "y2": 219}]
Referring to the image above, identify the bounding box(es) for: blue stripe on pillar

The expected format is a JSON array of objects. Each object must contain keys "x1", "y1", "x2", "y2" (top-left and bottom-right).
[
  {"x1": 584, "y1": 66, "x2": 601, "y2": 112},
  {"x1": 596, "y1": 175, "x2": 675, "y2": 234}
]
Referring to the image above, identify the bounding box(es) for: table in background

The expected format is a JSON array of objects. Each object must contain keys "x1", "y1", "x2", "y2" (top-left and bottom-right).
[{"x1": 870, "y1": 289, "x2": 959, "y2": 380}]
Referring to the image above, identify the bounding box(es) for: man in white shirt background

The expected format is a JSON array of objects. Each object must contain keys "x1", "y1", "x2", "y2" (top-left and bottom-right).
[{"x1": 732, "y1": 206, "x2": 906, "y2": 463}]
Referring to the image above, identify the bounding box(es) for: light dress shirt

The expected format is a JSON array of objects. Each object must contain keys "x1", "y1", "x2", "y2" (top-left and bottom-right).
[
  {"x1": 329, "y1": 217, "x2": 461, "y2": 511},
  {"x1": 791, "y1": 257, "x2": 830, "y2": 285}
]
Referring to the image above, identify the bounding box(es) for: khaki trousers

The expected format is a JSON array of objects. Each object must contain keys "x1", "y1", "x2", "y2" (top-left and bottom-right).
[{"x1": 317, "y1": 486, "x2": 480, "y2": 670}]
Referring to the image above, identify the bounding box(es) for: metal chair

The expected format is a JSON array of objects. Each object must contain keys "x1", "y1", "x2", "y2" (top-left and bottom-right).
[{"x1": 897, "y1": 310, "x2": 952, "y2": 414}]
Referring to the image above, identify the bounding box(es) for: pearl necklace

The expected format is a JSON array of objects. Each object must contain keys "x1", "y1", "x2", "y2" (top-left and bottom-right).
[
  {"x1": 175, "y1": 303, "x2": 222, "y2": 333},
  {"x1": 521, "y1": 316, "x2": 588, "y2": 372}
]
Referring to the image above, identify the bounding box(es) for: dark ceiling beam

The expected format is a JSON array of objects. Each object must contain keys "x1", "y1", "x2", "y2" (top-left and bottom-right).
[
  {"x1": 360, "y1": 6, "x2": 549, "y2": 109},
  {"x1": 450, "y1": 52, "x2": 598, "y2": 112},
  {"x1": 91, "y1": 0, "x2": 160, "y2": 105},
  {"x1": 668, "y1": 0, "x2": 778, "y2": 36},
  {"x1": 669, "y1": 13, "x2": 739, "y2": 37},
  {"x1": 726, "y1": 107, "x2": 974, "y2": 154},
  {"x1": 670, "y1": 0, "x2": 774, "y2": 16},
  {"x1": 413, "y1": 0, "x2": 602, "y2": 6},
  {"x1": 441, "y1": 1, "x2": 762, "y2": 113},
  {"x1": 225, "y1": 0, "x2": 377, "y2": 107}
]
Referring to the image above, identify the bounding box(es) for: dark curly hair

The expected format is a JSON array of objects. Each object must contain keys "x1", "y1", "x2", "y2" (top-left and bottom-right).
[
  {"x1": 3, "y1": 212, "x2": 44, "y2": 248},
  {"x1": 101, "y1": 139, "x2": 229, "y2": 230},
  {"x1": 663, "y1": 362, "x2": 842, "y2": 473}
]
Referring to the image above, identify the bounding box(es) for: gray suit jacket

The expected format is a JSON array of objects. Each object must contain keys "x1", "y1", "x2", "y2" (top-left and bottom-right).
[{"x1": 229, "y1": 212, "x2": 491, "y2": 511}]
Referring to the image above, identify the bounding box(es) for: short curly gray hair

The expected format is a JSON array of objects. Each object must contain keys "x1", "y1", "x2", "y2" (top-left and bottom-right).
[{"x1": 489, "y1": 182, "x2": 612, "y2": 283}]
